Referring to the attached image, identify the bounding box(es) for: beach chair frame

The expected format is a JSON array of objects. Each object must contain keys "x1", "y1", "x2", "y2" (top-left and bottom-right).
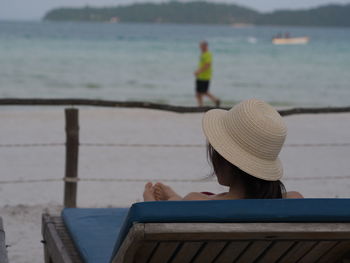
[
  {"x1": 42, "y1": 213, "x2": 350, "y2": 263},
  {"x1": 42, "y1": 214, "x2": 83, "y2": 263},
  {"x1": 0, "y1": 218, "x2": 9, "y2": 263}
]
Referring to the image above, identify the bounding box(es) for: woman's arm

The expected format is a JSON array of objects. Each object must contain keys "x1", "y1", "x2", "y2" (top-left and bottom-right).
[
  {"x1": 153, "y1": 183, "x2": 212, "y2": 201},
  {"x1": 285, "y1": 191, "x2": 304, "y2": 199},
  {"x1": 183, "y1": 192, "x2": 213, "y2": 200}
]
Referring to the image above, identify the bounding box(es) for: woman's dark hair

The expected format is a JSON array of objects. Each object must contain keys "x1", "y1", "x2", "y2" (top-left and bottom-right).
[{"x1": 207, "y1": 143, "x2": 286, "y2": 199}]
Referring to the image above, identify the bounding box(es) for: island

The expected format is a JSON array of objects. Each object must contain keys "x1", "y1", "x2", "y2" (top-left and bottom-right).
[{"x1": 43, "y1": 1, "x2": 350, "y2": 27}]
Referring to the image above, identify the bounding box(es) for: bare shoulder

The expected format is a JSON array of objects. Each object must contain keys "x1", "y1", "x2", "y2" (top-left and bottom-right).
[
  {"x1": 183, "y1": 192, "x2": 212, "y2": 201},
  {"x1": 286, "y1": 191, "x2": 304, "y2": 199}
]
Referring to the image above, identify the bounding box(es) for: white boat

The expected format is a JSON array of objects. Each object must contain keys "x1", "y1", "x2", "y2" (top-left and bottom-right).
[{"x1": 272, "y1": 37, "x2": 310, "y2": 45}]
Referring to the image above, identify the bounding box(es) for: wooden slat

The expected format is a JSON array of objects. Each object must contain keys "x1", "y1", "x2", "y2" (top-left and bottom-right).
[
  {"x1": 236, "y1": 241, "x2": 271, "y2": 262},
  {"x1": 277, "y1": 241, "x2": 316, "y2": 263},
  {"x1": 148, "y1": 242, "x2": 179, "y2": 263},
  {"x1": 318, "y1": 241, "x2": 350, "y2": 263},
  {"x1": 192, "y1": 242, "x2": 227, "y2": 263},
  {"x1": 112, "y1": 224, "x2": 145, "y2": 263},
  {"x1": 144, "y1": 223, "x2": 350, "y2": 241},
  {"x1": 214, "y1": 241, "x2": 250, "y2": 263},
  {"x1": 298, "y1": 241, "x2": 337, "y2": 263},
  {"x1": 256, "y1": 241, "x2": 295, "y2": 263},
  {"x1": 134, "y1": 242, "x2": 158, "y2": 263},
  {"x1": 171, "y1": 242, "x2": 204, "y2": 263}
]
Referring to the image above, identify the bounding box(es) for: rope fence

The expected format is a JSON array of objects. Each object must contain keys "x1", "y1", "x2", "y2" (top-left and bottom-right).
[
  {"x1": 2, "y1": 141, "x2": 349, "y2": 185},
  {"x1": 0, "y1": 178, "x2": 209, "y2": 184},
  {"x1": 0, "y1": 175, "x2": 350, "y2": 185},
  {"x1": 1, "y1": 175, "x2": 350, "y2": 185},
  {"x1": 0, "y1": 143, "x2": 64, "y2": 148},
  {"x1": 1, "y1": 142, "x2": 350, "y2": 148},
  {"x1": 1, "y1": 106, "x2": 350, "y2": 206}
]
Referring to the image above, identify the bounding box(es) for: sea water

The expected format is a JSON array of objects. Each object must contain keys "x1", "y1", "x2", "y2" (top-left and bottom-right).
[{"x1": 0, "y1": 20, "x2": 349, "y2": 107}]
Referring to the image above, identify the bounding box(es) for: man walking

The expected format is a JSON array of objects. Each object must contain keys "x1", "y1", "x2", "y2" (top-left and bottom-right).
[{"x1": 194, "y1": 41, "x2": 220, "y2": 107}]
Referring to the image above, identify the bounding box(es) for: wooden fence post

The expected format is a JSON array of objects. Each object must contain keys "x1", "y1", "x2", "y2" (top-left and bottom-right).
[{"x1": 64, "y1": 108, "x2": 79, "y2": 208}]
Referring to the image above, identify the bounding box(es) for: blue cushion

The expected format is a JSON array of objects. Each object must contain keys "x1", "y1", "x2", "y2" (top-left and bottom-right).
[
  {"x1": 62, "y1": 208, "x2": 129, "y2": 263},
  {"x1": 61, "y1": 199, "x2": 350, "y2": 263}
]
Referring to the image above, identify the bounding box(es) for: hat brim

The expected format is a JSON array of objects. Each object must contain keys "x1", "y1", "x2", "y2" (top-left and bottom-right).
[{"x1": 202, "y1": 109, "x2": 283, "y2": 181}]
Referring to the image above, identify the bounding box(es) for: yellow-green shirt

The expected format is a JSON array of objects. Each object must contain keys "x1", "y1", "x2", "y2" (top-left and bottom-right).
[{"x1": 197, "y1": 51, "x2": 212, "y2": 81}]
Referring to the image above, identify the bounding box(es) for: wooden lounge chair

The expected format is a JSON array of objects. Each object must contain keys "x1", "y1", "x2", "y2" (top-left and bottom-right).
[
  {"x1": 42, "y1": 199, "x2": 350, "y2": 263},
  {"x1": 0, "y1": 217, "x2": 9, "y2": 263}
]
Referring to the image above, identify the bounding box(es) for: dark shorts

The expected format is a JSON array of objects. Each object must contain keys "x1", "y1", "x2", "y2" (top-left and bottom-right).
[{"x1": 196, "y1": 80, "x2": 210, "y2": 94}]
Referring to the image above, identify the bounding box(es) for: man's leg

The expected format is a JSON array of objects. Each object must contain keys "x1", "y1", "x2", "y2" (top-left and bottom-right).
[
  {"x1": 196, "y1": 92, "x2": 204, "y2": 107},
  {"x1": 205, "y1": 92, "x2": 220, "y2": 107}
]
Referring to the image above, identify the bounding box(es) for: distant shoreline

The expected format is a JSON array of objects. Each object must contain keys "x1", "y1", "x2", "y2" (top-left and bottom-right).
[
  {"x1": 42, "y1": 2, "x2": 350, "y2": 27},
  {"x1": 2, "y1": 20, "x2": 350, "y2": 29}
]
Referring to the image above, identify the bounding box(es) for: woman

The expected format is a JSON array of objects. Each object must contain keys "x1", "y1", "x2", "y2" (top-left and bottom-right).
[{"x1": 143, "y1": 99, "x2": 303, "y2": 201}]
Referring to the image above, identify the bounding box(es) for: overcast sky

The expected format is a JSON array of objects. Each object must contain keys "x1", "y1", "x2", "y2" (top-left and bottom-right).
[{"x1": 1, "y1": 0, "x2": 350, "y2": 20}]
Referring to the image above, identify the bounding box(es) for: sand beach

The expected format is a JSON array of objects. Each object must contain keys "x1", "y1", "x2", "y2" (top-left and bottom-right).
[
  {"x1": 1, "y1": 8, "x2": 350, "y2": 263},
  {"x1": 1, "y1": 107, "x2": 350, "y2": 262}
]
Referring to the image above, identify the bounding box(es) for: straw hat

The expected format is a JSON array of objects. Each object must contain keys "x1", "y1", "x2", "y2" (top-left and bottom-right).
[{"x1": 202, "y1": 99, "x2": 287, "y2": 181}]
